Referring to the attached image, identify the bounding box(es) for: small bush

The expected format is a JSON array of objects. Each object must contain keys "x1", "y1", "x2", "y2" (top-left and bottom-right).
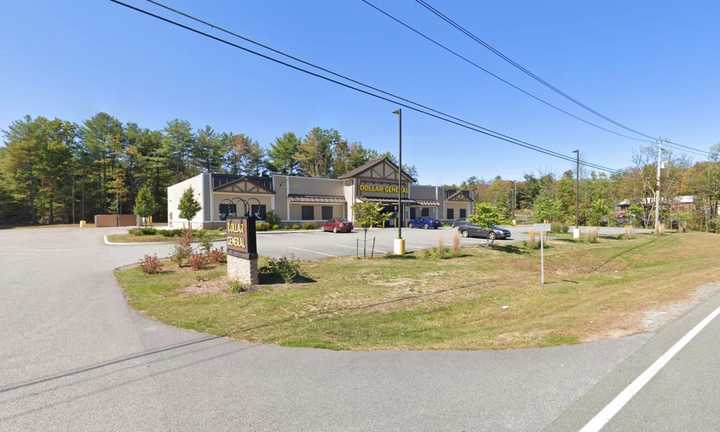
[
  {"x1": 584, "y1": 228, "x2": 599, "y2": 243},
  {"x1": 271, "y1": 224, "x2": 281, "y2": 230},
  {"x1": 140, "y1": 254, "x2": 162, "y2": 274},
  {"x1": 436, "y1": 235, "x2": 446, "y2": 259},
  {"x1": 161, "y1": 229, "x2": 183, "y2": 237},
  {"x1": 291, "y1": 223, "x2": 302, "y2": 230},
  {"x1": 128, "y1": 228, "x2": 141, "y2": 236},
  {"x1": 302, "y1": 222, "x2": 317, "y2": 230},
  {"x1": 267, "y1": 256, "x2": 301, "y2": 283},
  {"x1": 197, "y1": 230, "x2": 212, "y2": 254},
  {"x1": 451, "y1": 230, "x2": 461, "y2": 256},
  {"x1": 551, "y1": 223, "x2": 568, "y2": 234},
  {"x1": 265, "y1": 210, "x2": 282, "y2": 227},
  {"x1": 140, "y1": 227, "x2": 157, "y2": 235},
  {"x1": 256, "y1": 221, "x2": 271, "y2": 231},
  {"x1": 623, "y1": 225, "x2": 635, "y2": 240},
  {"x1": 208, "y1": 247, "x2": 227, "y2": 264},
  {"x1": 229, "y1": 280, "x2": 251, "y2": 293},
  {"x1": 171, "y1": 229, "x2": 193, "y2": 267},
  {"x1": 188, "y1": 253, "x2": 208, "y2": 270}
]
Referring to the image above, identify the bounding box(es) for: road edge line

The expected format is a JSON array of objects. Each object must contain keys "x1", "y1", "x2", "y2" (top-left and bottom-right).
[{"x1": 579, "y1": 302, "x2": 720, "y2": 432}]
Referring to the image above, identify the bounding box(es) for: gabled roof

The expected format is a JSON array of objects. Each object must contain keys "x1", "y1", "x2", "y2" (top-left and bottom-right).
[{"x1": 337, "y1": 156, "x2": 416, "y2": 182}]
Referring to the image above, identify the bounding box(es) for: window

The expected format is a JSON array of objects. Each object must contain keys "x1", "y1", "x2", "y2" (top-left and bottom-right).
[
  {"x1": 321, "y1": 206, "x2": 333, "y2": 220},
  {"x1": 459, "y1": 208, "x2": 467, "y2": 219},
  {"x1": 219, "y1": 203, "x2": 237, "y2": 220},
  {"x1": 251, "y1": 204, "x2": 267, "y2": 220},
  {"x1": 447, "y1": 208, "x2": 454, "y2": 220},
  {"x1": 301, "y1": 206, "x2": 314, "y2": 220},
  {"x1": 421, "y1": 207, "x2": 430, "y2": 217},
  {"x1": 409, "y1": 207, "x2": 417, "y2": 219}
]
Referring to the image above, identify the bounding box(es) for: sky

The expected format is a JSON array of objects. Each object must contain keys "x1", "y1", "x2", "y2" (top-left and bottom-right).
[{"x1": 2, "y1": 0, "x2": 719, "y2": 185}]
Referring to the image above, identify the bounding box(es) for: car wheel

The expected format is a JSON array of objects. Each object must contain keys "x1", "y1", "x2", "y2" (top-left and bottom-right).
[
  {"x1": 461, "y1": 230, "x2": 469, "y2": 238},
  {"x1": 424, "y1": 224, "x2": 429, "y2": 229},
  {"x1": 488, "y1": 232, "x2": 496, "y2": 241},
  {"x1": 333, "y1": 227, "x2": 338, "y2": 233}
]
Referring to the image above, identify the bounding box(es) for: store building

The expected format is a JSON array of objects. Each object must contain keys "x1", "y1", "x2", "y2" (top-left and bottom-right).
[{"x1": 167, "y1": 157, "x2": 474, "y2": 228}]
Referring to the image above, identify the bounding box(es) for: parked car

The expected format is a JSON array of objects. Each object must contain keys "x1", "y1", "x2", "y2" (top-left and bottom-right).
[
  {"x1": 322, "y1": 218, "x2": 353, "y2": 233},
  {"x1": 408, "y1": 216, "x2": 441, "y2": 229},
  {"x1": 455, "y1": 223, "x2": 511, "y2": 240}
]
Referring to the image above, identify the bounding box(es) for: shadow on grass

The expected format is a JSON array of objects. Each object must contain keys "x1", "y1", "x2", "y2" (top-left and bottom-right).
[
  {"x1": 491, "y1": 244, "x2": 528, "y2": 255},
  {"x1": 258, "y1": 272, "x2": 316, "y2": 285},
  {"x1": 382, "y1": 251, "x2": 417, "y2": 260}
]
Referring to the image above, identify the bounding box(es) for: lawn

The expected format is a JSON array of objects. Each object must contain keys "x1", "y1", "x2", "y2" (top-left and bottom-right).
[{"x1": 115, "y1": 232, "x2": 720, "y2": 350}]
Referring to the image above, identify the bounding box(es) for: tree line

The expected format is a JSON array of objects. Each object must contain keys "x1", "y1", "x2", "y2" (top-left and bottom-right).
[
  {"x1": 0, "y1": 113, "x2": 415, "y2": 225},
  {"x1": 459, "y1": 145, "x2": 720, "y2": 231}
]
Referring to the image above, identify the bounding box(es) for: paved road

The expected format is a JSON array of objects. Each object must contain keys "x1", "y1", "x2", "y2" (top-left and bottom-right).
[{"x1": 0, "y1": 226, "x2": 711, "y2": 431}]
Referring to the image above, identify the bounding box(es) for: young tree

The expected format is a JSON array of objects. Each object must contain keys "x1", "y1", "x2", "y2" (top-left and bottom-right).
[
  {"x1": 468, "y1": 202, "x2": 504, "y2": 227},
  {"x1": 352, "y1": 202, "x2": 391, "y2": 257},
  {"x1": 133, "y1": 184, "x2": 156, "y2": 225},
  {"x1": 533, "y1": 195, "x2": 565, "y2": 223},
  {"x1": 178, "y1": 186, "x2": 202, "y2": 229}
]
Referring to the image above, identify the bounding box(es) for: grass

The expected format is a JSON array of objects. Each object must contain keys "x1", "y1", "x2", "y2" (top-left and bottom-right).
[
  {"x1": 115, "y1": 232, "x2": 720, "y2": 351},
  {"x1": 107, "y1": 229, "x2": 225, "y2": 243}
]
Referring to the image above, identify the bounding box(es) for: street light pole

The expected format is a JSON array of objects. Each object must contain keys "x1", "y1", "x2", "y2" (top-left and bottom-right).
[
  {"x1": 573, "y1": 149, "x2": 580, "y2": 228},
  {"x1": 392, "y1": 108, "x2": 405, "y2": 255}
]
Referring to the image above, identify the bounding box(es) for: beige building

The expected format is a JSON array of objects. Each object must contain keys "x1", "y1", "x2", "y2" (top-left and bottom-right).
[{"x1": 167, "y1": 157, "x2": 474, "y2": 228}]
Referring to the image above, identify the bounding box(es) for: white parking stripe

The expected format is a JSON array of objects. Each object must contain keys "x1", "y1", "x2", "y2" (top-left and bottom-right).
[
  {"x1": 334, "y1": 244, "x2": 387, "y2": 254},
  {"x1": 287, "y1": 246, "x2": 337, "y2": 257},
  {"x1": 579, "y1": 303, "x2": 720, "y2": 432}
]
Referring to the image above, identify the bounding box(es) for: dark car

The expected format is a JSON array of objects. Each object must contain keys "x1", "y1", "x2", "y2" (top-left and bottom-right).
[
  {"x1": 408, "y1": 216, "x2": 441, "y2": 229},
  {"x1": 455, "y1": 223, "x2": 511, "y2": 240},
  {"x1": 322, "y1": 218, "x2": 353, "y2": 233}
]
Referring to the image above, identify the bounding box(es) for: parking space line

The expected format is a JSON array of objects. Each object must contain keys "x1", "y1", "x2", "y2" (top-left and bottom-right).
[
  {"x1": 287, "y1": 246, "x2": 337, "y2": 257},
  {"x1": 334, "y1": 244, "x2": 388, "y2": 254},
  {"x1": 579, "y1": 302, "x2": 720, "y2": 432}
]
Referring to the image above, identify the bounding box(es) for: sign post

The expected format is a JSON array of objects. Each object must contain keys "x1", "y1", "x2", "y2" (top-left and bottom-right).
[
  {"x1": 226, "y1": 217, "x2": 258, "y2": 285},
  {"x1": 534, "y1": 223, "x2": 551, "y2": 286}
]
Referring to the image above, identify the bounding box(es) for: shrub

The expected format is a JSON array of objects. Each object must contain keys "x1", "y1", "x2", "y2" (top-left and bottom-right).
[
  {"x1": 188, "y1": 253, "x2": 208, "y2": 270},
  {"x1": 267, "y1": 256, "x2": 301, "y2": 283},
  {"x1": 550, "y1": 223, "x2": 568, "y2": 233},
  {"x1": 291, "y1": 224, "x2": 302, "y2": 230},
  {"x1": 140, "y1": 254, "x2": 162, "y2": 274},
  {"x1": 623, "y1": 225, "x2": 635, "y2": 240},
  {"x1": 451, "y1": 230, "x2": 461, "y2": 255},
  {"x1": 128, "y1": 228, "x2": 141, "y2": 236},
  {"x1": 436, "y1": 235, "x2": 446, "y2": 259},
  {"x1": 265, "y1": 210, "x2": 282, "y2": 227},
  {"x1": 161, "y1": 229, "x2": 183, "y2": 237},
  {"x1": 196, "y1": 230, "x2": 212, "y2": 254},
  {"x1": 256, "y1": 221, "x2": 271, "y2": 231},
  {"x1": 171, "y1": 229, "x2": 193, "y2": 267},
  {"x1": 271, "y1": 224, "x2": 281, "y2": 230},
  {"x1": 140, "y1": 227, "x2": 157, "y2": 235},
  {"x1": 303, "y1": 222, "x2": 317, "y2": 230},
  {"x1": 208, "y1": 247, "x2": 227, "y2": 264},
  {"x1": 584, "y1": 228, "x2": 599, "y2": 243},
  {"x1": 229, "y1": 280, "x2": 251, "y2": 293}
]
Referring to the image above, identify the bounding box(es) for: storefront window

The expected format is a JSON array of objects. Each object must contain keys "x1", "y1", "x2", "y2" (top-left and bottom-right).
[
  {"x1": 301, "y1": 206, "x2": 314, "y2": 220},
  {"x1": 219, "y1": 203, "x2": 237, "y2": 220},
  {"x1": 447, "y1": 208, "x2": 454, "y2": 220},
  {"x1": 459, "y1": 208, "x2": 466, "y2": 219},
  {"x1": 421, "y1": 207, "x2": 429, "y2": 217},
  {"x1": 251, "y1": 204, "x2": 267, "y2": 220},
  {"x1": 321, "y1": 206, "x2": 333, "y2": 220}
]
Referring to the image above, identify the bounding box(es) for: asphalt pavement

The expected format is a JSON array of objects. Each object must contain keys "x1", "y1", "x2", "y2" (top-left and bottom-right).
[{"x1": 0, "y1": 226, "x2": 714, "y2": 431}]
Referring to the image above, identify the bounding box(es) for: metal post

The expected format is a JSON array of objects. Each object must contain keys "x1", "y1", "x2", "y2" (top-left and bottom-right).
[
  {"x1": 540, "y1": 232, "x2": 545, "y2": 286},
  {"x1": 393, "y1": 108, "x2": 403, "y2": 238},
  {"x1": 573, "y1": 149, "x2": 580, "y2": 228},
  {"x1": 655, "y1": 138, "x2": 662, "y2": 234}
]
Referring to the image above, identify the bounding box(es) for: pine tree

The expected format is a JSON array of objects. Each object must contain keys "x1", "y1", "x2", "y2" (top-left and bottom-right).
[
  {"x1": 268, "y1": 132, "x2": 300, "y2": 174},
  {"x1": 178, "y1": 186, "x2": 202, "y2": 227},
  {"x1": 133, "y1": 185, "x2": 156, "y2": 225}
]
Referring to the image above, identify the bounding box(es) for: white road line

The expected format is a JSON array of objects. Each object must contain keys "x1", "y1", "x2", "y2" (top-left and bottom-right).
[
  {"x1": 288, "y1": 246, "x2": 337, "y2": 257},
  {"x1": 579, "y1": 303, "x2": 720, "y2": 432}
]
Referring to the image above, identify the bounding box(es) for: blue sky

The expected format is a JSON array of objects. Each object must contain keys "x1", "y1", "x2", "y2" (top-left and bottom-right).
[{"x1": 2, "y1": 0, "x2": 719, "y2": 185}]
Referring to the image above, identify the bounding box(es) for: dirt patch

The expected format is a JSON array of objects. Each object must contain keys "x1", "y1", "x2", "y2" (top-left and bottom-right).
[
  {"x1": 642, "y1": 282, "x2": 720, "y2": 331},
  {"x1": 178, "y1": 276, "x2": 231, "y2": 296}
]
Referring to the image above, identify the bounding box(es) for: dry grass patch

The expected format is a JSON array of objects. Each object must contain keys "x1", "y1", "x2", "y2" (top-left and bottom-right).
[{"x1": 115, "y1": 232, "x2": 720, "y2": 350}]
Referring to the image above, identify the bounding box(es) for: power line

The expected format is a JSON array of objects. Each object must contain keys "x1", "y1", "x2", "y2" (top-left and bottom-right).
[
  {"x1": 415, "y1": 0, "x2": 712, "y2": 157},
  {"x1": 359, "y1": 0, "x2": 649, "y2": 145},
  {"x1": 110, "y1": 0, "x2": 618, "y2": 173}
]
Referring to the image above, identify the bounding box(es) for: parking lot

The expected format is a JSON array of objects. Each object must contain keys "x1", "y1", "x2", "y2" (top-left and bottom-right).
[{"x1": 254, "y1": 226, "x2": 516, "y2": 259}]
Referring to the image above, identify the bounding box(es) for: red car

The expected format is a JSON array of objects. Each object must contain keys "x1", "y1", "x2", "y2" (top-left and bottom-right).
[{"x1": 322, "y1": 218, "x2": 353, "y2": 233}]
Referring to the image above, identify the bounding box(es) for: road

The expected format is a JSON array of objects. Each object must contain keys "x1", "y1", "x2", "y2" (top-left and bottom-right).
[{"x1": 0, "y1": 226, "x2": 714, "y2": 431}]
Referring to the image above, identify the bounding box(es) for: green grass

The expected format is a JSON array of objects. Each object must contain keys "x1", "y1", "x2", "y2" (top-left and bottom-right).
[
  {"x1": 107, "y1": 229, "x2": 225, "y2": 243},
  {"x1": 115, "y1": 232, "x2": 720, "y2": 351}
]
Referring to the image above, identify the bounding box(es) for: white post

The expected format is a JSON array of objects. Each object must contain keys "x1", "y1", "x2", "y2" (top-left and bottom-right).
[
  {"x1": 655, "y1": 138, "x2": 662, "y2": 234},
  {"x1": 540, "y1": 232, "x2": 545, "y2": 286}
]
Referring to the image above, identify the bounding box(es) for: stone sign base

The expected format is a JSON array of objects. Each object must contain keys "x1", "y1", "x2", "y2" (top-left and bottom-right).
[{"x1": 228, "y1": 254, "x2": 258, "y2": 285}]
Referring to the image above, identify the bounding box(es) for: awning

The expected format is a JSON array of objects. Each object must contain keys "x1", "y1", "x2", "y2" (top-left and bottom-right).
[
  {"x1": 288, "y1": 194, "x2": 346, "y2": 204},
  {"x1": 415, "y1": 200, "x2": 440, "y2": 207}
]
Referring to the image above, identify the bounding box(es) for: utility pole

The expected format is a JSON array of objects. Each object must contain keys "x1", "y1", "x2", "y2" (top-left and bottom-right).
[
  {"x1": 573, "y1": 149, "x2": 580, "y2": 228},
  {"x1": 655, "y1": 138, "x2": 662, "y2": 234},
  {"x1": 392, "y1": 108, "x2": 405, "y2": 255}
]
